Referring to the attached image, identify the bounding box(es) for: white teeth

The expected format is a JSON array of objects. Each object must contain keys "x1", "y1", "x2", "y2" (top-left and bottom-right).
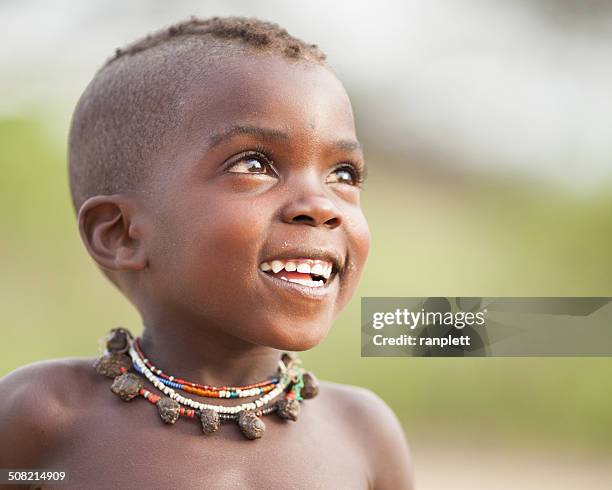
[
  {"x1": 286, "y1": 278, "x2": 325, "y2": 287},
  {"x1": 277, "y1": 275, "x2": 324, "y2": 287},
  {"x1": 259, "y1": 258, "x2": 334, "y2": 279},
  {"x1": 310, "y1": 263, "x2": 324, "y2": 276},
  {"x1": 321, "y1": 264, "x2": 332, "y2": 279},
  {"x1": 296, "y1": 263, "x2": 311, "y2": 274},
  {"x1": 271, "y1": 260, "x2": 284, "y2": 273}
]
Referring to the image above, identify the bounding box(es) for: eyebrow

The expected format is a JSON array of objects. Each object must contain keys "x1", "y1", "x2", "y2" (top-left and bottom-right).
[
  {"x1": 207, "y1": 125, "x2": 289, "y2": 148},
  {"x1": 333, "y1": 139, "x2": 362, "y2": 152},
  {"x1": 206, "y1": 124, "x2": 363, "y2": 153}
]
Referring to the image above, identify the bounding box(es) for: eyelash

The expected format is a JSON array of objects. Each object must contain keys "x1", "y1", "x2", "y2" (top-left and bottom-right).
[
  {"x1": 331, "y1": 162, "x2": 367, "y2": 188},
  {"x1": 224, "y1": 145, "x2": 277, "y2": 175},
  {"x1": 253, "y1": 143, "x2": 276, "y2": 167},
  {"x1": 228, "y1": 144, "x2": 367, "y2": 187}
]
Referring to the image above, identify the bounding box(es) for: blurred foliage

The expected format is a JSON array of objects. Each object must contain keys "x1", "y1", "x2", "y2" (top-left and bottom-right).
[{"x1": 1, "y1": 117, "x2": 611, "y2": 450}]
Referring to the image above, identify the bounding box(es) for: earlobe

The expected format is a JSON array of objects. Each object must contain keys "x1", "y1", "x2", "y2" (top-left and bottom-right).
[{"x1": 78, "y1": 195, "x2": 148, "y2": 272}]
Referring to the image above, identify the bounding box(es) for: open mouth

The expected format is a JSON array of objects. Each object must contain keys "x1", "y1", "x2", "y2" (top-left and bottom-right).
[{"x1": 259, "y1": 258, "x2": 334, "y2": 288}]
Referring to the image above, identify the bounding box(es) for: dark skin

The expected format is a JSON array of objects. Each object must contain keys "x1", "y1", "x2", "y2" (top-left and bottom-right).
[{"x1": 0, "y1": 52, "x2": 413, "y2": 489}]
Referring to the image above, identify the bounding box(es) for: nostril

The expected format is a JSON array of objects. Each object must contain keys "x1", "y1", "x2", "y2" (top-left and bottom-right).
[
  {"x1": 324, "y1": 217, "x2": 340, "y2": 228},
  {"x1": 289, "y1": 215, "x2": 341, "y2": 228},
  {"x1": 292, "y1": 215, "x2": 314, "y2": 224}
]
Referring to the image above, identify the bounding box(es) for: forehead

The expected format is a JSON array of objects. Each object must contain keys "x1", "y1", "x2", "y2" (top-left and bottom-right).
[{"x1": 179, "y1": 52, "x2": 357, "y2": 143}]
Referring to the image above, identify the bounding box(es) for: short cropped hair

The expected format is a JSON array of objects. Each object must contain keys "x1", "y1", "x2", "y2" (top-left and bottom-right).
[{"x1": 68, "y1": 16, "x2": 327, "y2": 212}]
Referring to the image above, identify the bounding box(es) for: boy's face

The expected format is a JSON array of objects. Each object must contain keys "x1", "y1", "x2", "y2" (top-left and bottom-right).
[{"x1": 137, "y1": 52, "x2": 370, "y2": 350}]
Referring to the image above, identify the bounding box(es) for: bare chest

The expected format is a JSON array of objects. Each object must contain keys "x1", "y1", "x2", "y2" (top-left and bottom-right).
[{"x1": 42, "y1": 395, "x2": 370, "y2": 490}]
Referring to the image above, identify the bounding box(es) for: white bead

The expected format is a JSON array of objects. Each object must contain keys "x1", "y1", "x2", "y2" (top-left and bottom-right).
[{"x1": 128, "y1": 340, "x2": 290, "y2": 416}]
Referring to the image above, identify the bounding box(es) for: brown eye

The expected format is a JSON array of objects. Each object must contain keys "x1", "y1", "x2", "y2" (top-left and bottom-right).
[
  {"x1": 228, "y1": 155, "x2": 273, "y2": 175},
  {"x1": 326, "y1": 166, "x2": 358, "y2": 185}
]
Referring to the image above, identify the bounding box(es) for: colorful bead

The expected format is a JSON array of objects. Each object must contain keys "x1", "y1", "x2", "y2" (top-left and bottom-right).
[
  {"x1": 96, "y1": 327, "x2": 317, "y2": 440},
  {"x1": 130, "y1": 344, "x2": 290, "y2": 415},
  {"x1": 133, "y1": 338, "x2": 279, "y2": 397}
]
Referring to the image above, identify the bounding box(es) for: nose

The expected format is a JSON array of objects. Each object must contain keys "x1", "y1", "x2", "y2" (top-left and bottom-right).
[{"x1": 281, "y1": 194, "x2": 342, "y2": 229}]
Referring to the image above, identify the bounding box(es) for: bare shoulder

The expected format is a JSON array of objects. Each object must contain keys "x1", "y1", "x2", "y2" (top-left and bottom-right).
[
  {"x1": 318, "y1": 380, "x2": 414, "y2": 490},
  {"x1": 0, "y1": 357, "x2": 98, "y2": 467}
]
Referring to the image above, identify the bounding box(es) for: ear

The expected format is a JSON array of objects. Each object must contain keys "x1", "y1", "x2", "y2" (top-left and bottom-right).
[{"x1": 78, "y1": 195, "x2": 148, "y2": 272}]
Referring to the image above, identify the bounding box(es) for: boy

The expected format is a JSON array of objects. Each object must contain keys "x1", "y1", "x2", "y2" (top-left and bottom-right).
[{"x1": 0, "y1": 17, "x2": 413, "y2": 489}]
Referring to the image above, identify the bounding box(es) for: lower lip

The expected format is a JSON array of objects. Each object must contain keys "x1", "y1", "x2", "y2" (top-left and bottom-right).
[{"x1": 258, "y1": 269, "x2": 337, "y2": 300}]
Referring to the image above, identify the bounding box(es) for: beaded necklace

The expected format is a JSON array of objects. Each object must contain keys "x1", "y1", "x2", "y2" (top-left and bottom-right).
[
  {"x1": 132, "y1": 338, "x2": 279, "y2": 399},
  {"x1": 94, "y1": 328, "x2": 319, "y2": 440}
]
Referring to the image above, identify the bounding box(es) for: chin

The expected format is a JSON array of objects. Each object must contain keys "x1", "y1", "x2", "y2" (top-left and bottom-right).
[
  {"x1": 259, "y1": 318, "x2": 332, "y2": 352},
  {"x1": 281, "y1": 335, "x2": 325, "y2": 352}
]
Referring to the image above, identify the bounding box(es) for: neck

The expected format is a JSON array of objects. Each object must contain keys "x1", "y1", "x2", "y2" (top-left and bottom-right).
[{"x1": 138, "y1": 320, "x2": 284, "y2": 388}]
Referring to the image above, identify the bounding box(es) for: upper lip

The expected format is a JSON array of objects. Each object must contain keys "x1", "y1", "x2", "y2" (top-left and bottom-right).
[{"x1": 260, "y1": 247, "x2": 344, "y2": 274}]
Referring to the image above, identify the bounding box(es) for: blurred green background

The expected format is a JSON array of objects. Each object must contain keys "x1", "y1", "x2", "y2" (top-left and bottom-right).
[
  {"x1": 2, "y1": 115, "x2": 611, "y2": 444},
  {"x1": 2, "y1": 1, "x2": 612, "y2": 488}
]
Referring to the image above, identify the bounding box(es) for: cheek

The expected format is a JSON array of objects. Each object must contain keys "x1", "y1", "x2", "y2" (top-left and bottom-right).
[
  {"x1": 339, "y1": 208, "x2": 371, "y2": 301},
  {"x1": 190, "y1": 211, "x2": 266, "y2": 287},
  {"x1": 353, "y1": 210, "x2": 371, "y2": 264},
  {"x1": 150, "y1": 196, "x2": 268, "y2": 311}
]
